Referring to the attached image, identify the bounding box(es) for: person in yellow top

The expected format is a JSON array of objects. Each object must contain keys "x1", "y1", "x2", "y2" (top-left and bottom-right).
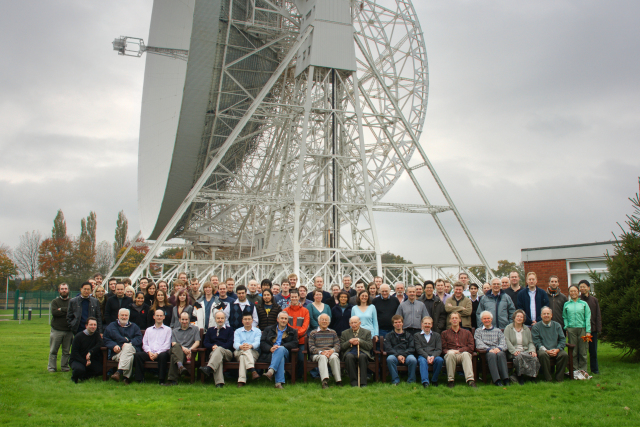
[{"x1": 562, "y1": 285, "x2": 591, "y2": 371}]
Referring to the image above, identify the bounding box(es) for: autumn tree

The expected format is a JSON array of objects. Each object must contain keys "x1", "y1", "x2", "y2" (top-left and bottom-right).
[
  {"x1": 469, "y1": 260, "x2": 525, "y2": 284},
  {"x1": 71, "y1": 212, "x2": 98, "y2": 281},
  {"x1": 113, "y1": 238, "x2": 149, "y2": 276},
  {"x1": 0, "y1": 244, "x2": 18, "y2": 284},
  {"x1": 13, "y1": 230, "x2": 41, "y2": 280},
  {"x1": 113, "y1": 211, "x2": 128, "y2": 259},
  {"x1": 38, "y1": 210, "x2": 73, "y2": 290}
]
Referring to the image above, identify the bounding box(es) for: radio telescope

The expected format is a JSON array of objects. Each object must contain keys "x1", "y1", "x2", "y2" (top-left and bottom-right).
[{"x1": 118, "y1": 0, "x2": 492, "y2": 286}]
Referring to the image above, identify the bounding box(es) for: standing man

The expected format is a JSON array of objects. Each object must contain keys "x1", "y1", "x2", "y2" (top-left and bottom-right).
[
  {"x1": 579, "y1": 280, "x2": 601, "y2": 375},
  {"x1": 103, "y1": 308, "x2": 143, "y2": 384},
  {"x1": 532, "y1": 307, "x2": 567, "y2": 382},
  {"x1": 459, "y1": 272, "x2": 471, "y2": 297},
  {"x1": 504, "y1": 271, "x2": 522, "y2": 306},
  {"x1": 547, "y1": 276, "x2": 568, "y2": 330},
  {"x1": 274, "y1": 280, "x2": 291, "y2": 309},
  {"x1": 374, "y1": 276, "x2": 383, "y2": 295},
  {"x1": 67, "y1": 281, "x2": 103, "y2": 336},
  {"x1": 393, "y1": 282, "x2": 406, "y2": 304},
  {"x1": 297, "y1": 285, "x2": 313, "y2": 308},
  {"x1": 288, "y1": 273, "x2": 298, "y2": 289},
  {"x1": 384, "y1": 315, "x2": 417, "y2": 385},
  {"x1": 395, "y1": 285, "x2": 429, "y2": 336},
  {"x1": 517, "y1": 272, "x2": 550, "y2": 326},
  {"x1": 106, "y1": 278, "x2": 117, "y2": 298},
  {"x1": 441, "y1": 312, "x2": 477, "y2": 388},
  {"x1": 340, "y1": 316, "x2": 373, "y2": 387},
  {"x1": 444, "y1": 282, "x2": 473, "y2": 329},
  {"x1": 229, "y1": 285, "x2": 259, "y2": 330},
  {"x1": 501, "y1": 277, "x2": 509, "y2": 291},
  {"x1": 372, "y1": 284, "x2": 400, "y2": 340},
  {"x1": 308, "y1": 276, "x2": 332, "y2": 304},
  {"x1": 476, "y1": 278, "x2": 515, "y2": 329},
  {"x1": 342, "y1": 275, "x2": 357, "y2": 297},
  {"x1": 133, "y1": 309, "x2": 172, "y2": 384},
  {"x1": 104, "y1": 282, "x2": 133, "y2": 325},
  {"x1": 284, "y1": 289, "x2": 310, "y2": 377},
  {"x1": 200, "y1": 311, "x2": 235, "y2": 387},
  {"x1": 93, "y1": 273, "x2": 103, "y2": 288},
  {"x1": 469, "y1": 283, "x2": 481, "y2": 330},
  {"x1": 138, "y1": 277, "x2": 149, "y2": 295},
  {"x1": 308, "y1": 313, "x2": 341, "y2": 388},
  {"x1": 261, "y1": 312, "x2": 299, "y2": 389},
  {"x1": 421, "y1": 282, "x2": 446, "y2": 333},
  {"x1": 70, "y1": 317, "x2": 103, "y2": 383},
  {"x1": 348, "y1": 282, "x2": 366, "y2": 306},
  {"x1": 435, "y1": 279, "x2": 451, "y2": 305},
  {"x1": 217, "y1": 283, "x2": 237, "y2": 304},
  {"x1": 415, "y1": 316, "x2": 444, "y2": 388},
  {"x1": 225, "y1": 278, "x2": 237, "y2": 299},
  {"x1": 233, "y1": 313, "x2": 261, "y2": 387},
  {"x1": 164, "y1": 312, "x2": 201, "y2": 386},
  {"x1": 246, "y1": 279, "x2": 263, "y2": 306},
  {"x1": 189, "y1": 278, "x2": 202, "y2": 302},
  {"x1": 49, "y1": 283, "x2": 73, "y2": 372}
]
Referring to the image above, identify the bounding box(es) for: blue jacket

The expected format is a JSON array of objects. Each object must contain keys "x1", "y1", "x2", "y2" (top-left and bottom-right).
[
  {"x1": 516, "y1": 287, "x2": 550, "y2": 326},
  {"x1": 103, "y1": 321, "x2": 143, "y2": 355},
  {"x1": 329, "y1": 304, "x2": 353, "y2": 337},
  {"x1": 203, "y1": 325, "x2": 234, "y2": 351}
]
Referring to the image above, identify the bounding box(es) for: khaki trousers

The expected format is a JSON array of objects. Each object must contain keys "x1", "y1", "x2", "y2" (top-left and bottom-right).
[
  {"x1": 234, "y1": 349, "x2": 259, "y2": 383},
  {"x1": 444, "y1": 351, "x2": 474, "y2": 382},
  {"x1": 49, "y1": 328, "x2": 73, "y2": 372},
  {"x1": 111, "y1": 343, "x2": 136, "y2": 378},
  {"x1": 207, "y1": 347, "x2": 233, "y2": 385},
  {"x1": 312, "y1": 352, "x2": 341, "y2": 382}
]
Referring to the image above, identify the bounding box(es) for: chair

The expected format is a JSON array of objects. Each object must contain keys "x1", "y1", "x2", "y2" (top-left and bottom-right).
[{"x1": 302, "y1": 338, "x2": 380, "y2": 383}]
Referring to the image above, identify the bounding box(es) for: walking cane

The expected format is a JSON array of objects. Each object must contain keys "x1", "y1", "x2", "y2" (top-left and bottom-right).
[{"x1": 357, "y1": 342, "x2": 361, "y2": 387}]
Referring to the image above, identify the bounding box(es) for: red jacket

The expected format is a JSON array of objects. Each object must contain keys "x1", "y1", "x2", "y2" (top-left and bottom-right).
[{"x1": 284, "y1": 304, "x2": 310, "y2": 344}]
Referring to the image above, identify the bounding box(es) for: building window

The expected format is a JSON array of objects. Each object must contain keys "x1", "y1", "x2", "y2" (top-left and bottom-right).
[{"x1": 566, "y1": 258, "x2": 608, "y2": 293}]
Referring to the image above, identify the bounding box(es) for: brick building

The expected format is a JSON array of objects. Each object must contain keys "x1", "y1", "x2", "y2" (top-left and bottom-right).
[{"x1": 521, "y1": 241, "x2": 615, "y2": 294}]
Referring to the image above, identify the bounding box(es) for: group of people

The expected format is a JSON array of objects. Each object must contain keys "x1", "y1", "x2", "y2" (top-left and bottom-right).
[{"x1": 47, "y1": 270, "x2": 601, "y2": 388}]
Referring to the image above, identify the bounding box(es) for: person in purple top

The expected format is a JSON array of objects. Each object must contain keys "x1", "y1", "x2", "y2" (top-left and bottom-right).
[{"x1": 133, "y1": 309, "x2": 172, "y2": 384}]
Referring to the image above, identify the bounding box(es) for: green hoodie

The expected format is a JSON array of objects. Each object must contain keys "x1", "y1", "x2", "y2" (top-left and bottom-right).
[{"x1": 562, "y1": 299, "x2": 591, "y2": 333}]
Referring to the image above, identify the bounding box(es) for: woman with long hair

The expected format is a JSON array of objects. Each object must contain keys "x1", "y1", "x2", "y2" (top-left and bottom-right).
[
  {"x1": 256, "y1": 289, "x2": 282, "y2": 330},
  {"x1": 149, "y1": 289, "x2": 173, "y2": 326},
  {"x1": 92, "y1": 285, "x2": 107, "y2": 324},
  {"x1": 351, "y1": 289, "x2": 379, "y2": 342},
  {"x1": 308, "y1": 288, "x2": 332, "y2": 330},
  {"x1": 170, "y1": 289, "x2": 194, "y2": 328},
  {"x1": 504, "y1": 309, "x2": 540, "y2": 384},
  {"x1": 144, "y1": 282, "x2": 157, "y2": 306}
]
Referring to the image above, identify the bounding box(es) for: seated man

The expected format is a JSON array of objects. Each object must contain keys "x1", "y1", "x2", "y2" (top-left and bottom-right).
[
  {"x1": 103, "y1": 308, "x2": 143, "y2": 384},
  {"x1": 260, "y1": 311, "x2": 299, "y2": 389},
  {"x1": 414, "y1": 316, "x2": 444, "y2": 388},
  {"x1": 200, "y1": 311, "x2": 235, "y2": 387},
  {"x1": 164, "y1": 312, "x2": 201, "y2": 386},
  {"x1": 475, "y1": 311, "x2": 510, "y2": 386},
  {"x1": 133, "y1": 309, "x2": 171, "y2": 384},
  {"x1": 340, "y1": 316, "x2": 373, "y2": 387},
  {"x1": 441, "y1": 312, "x2": 476, "y2": 388},
  {"x1": 70, "y1": 317, "x2": 103, "y2": 383},
  {"x1": 233, "y1": 313, "x2": 262, "y2": 387},
  {"x1": 308, "y1": 313, "x2": 342, "y2": 388},
  {"x1": 384, "y1": 314, "x2": 417, "y2": 385},
  {"x1": 532, "y1": 306, "x2": 568, "y2": 382}
]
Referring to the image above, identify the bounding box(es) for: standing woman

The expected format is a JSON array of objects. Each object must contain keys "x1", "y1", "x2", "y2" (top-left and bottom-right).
[
  {"x1": 504, "y1": 309, "x2": 540, "y2": 384},
  {"x1": 144, "y1": 282, "x2": 157, "y2": 307},
  {"x1": 256, "y1": 289, "x2": 282, "y2": 330},
  {"x1": 330, "y1": 291, "x2": 352, "y2": 336},
  {"x1": 93, "y1": 285, "x2": 107, "y2": 325},
  {"x1": 579, "y1": 280, "x2": 601, "y2": 374},
  {"x1": 563, "y1": 285, "x2": 591, "y2": 372},
  {"x1": 171, "y1": 289, "x2": 194, "y2": 328},
  {"x1": 196, "y1": 282, "x2": 216, "y2": 331},
  {"x1": 124, "y1": 285, "x2": 135, "y2": 299},
  {"x1": 129, "y1": 292, "x2": 150, "y2": 330},
  {"x1": 329, "y1": 284, "x2": 341, "y2": 309},
  {"x1": 308, "y1": 289, "x2": 332, "y2": 331},
  {"x1": 149, "y1": 289, "x2": 173, "y2": 327},
  {"x1": 367, "y1": 282, "x2": 378, "y2": 301},
  {"x1": 351, "y1": 290, "x2": 379, "y2": 342}
]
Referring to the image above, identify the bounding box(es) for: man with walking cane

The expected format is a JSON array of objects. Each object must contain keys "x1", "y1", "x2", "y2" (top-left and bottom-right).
[{"x1": 340, "y1": 316, "x2": 373, "y2": 387}]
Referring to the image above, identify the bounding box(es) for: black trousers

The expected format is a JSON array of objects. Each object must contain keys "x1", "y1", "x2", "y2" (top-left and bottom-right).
[
  {"x1": 71, "y1": 360, "x2": 102, "y2": 381},
  {"x1": 134, "y1": 350, "x2": 171, "y2": 382},
  {"x1": 345, "y1": 353, "x2": 368, "y2": 386}
]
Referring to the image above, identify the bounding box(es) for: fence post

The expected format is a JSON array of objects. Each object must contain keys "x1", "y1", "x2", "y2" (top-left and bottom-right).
[
  {"x1": 13, "y1": 289, "x2": 19, "y2": 320},
  {"x1": 39, "y1": 290, "x2": 42, "y2": 318}
]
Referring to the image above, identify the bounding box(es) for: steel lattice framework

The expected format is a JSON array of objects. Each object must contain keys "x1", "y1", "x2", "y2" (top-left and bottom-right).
[{"x1": 124, "y1": 0, "x2": 492, "y2": 287}]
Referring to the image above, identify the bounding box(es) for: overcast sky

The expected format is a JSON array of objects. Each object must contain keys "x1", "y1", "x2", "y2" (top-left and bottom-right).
[{"x1": 1, "y1": 1, "x2": 639, "y2": 271}]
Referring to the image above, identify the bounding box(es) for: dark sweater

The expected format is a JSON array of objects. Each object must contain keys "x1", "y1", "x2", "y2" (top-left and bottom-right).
[
  {"x1": 258, "y1": 324, "x2": 299, "y2": 363},
  {"x1": 256, "y1": 303, "x2": 282, "y2": 331},
  {"x1": 147, "y1": 304, "x2": 173, "y2": 327},
  {"x1": 104, "y1": 296, "x2": 133, "y2": 325},
  {"x1": 384, "y1": 330, "x2": 414, "y2": 357},
  {"x1": 372, "y1": 296, "x2": 400, "y2": 331},
  {"x1": 128, "y1": 303, "x2": 150, "y2": 331},
  {"x1": 413, "y1": 330, "x2": 442, "y2": 358},
  {"x1": 203, "y1": 325, "x2": 234, "y2": 350},
  {"x1": 103, "y1": 321, "x2": 143, "y2": 353},
  {"x1": 70, "y1": 330, "x2": 103, "y2": 363},
  {"x1": 504, "y1": 287, "x2": 521, "y2": 307},
  {"x1": 329, "y1": 304, "x2": 352, "y2": 336},
  {"x1": 51, "y1": 296, "x2": 71, "y2": 331}
]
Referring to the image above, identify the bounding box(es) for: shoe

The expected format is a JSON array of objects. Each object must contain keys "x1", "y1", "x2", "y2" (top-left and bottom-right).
[
  {"x1": 494, "y1": 380, "x2": 503, "y2": 387},
  {"x1": 200, "y1": 366, "x2": 213, "y2": 377},
  {"x1": 322, "y1": 379, "x2": 329, "y2": 389},
  {"x1": 110, "y1": 371, "x2": 121, "y2": 382},
  {"x1": 163, "y1": 381, "x2": 178, "y2": 386},
  {"x1": 447, "y1": 381, "x2": 455, "y2": 389},
  {"x1": 123, "y1": 378, "x2": 132, "y2": 386},
  {"x1": 432, "y1": 382, "x2": 439, "y2": 387},
  {"x1": 179, "y1": 366, "x2": 188, "y2": 376},
  {"x1": 391, "y1": 383, "x2": 398, "y2": 386},
  {"x1": 71, "y1": 376, "x2": 79, "y2": 384},
  {"x1": 468, "y1": 380, "x2": 478, "y2": 388},
  {"x1": 517, "y1": 376, "x2": 525, "y2": 386},
  {"x1": 237, "y1": 382, "x2": 245, "y2": 388},
  {"x1": 504, "y1": 379, "x2": 511, "y2": 386},
  {"x1": 360, "y1": 384, "x2": 367, "y2": 388},
  {"x1": 336, "y1": 381, "x2": 343, "y2": 387},
  {"x1": 263, "y1": 369, "x2": 274, "y2": 381},
  {"x1": 275, "y1": 383, "x2": 284, "y2": 389},
  {"x1": 215, "y1": 383, "x2": 224, "y2": 388},
  {"x1": 251, "y1": 370, "x2": 260, "y2": 380},
  {"x1": 422, "y1": 382, "x2": 429, "y2": 388},
  {"x1": 510, "y1": 374, "x2": 518, "y2": 384}
]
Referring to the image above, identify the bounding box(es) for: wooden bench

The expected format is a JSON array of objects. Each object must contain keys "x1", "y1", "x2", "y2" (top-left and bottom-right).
[
  {"x1": 101, "y1": 328, "x2": 205, "y2": 384},
  {"x1": 301, "y1": 339, "x2": 380, "y2": 383},
  {"x1": 380, "y1": 338, "x2": 479, "y2": 384},
  {"x1": 197, "y1": 347, "x2": 298, "y2": 384}
]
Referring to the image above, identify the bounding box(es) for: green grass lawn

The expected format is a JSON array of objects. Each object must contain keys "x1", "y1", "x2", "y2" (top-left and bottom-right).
[{"x1": 0, "y1": 317, "x2": 638, "y2": 426}]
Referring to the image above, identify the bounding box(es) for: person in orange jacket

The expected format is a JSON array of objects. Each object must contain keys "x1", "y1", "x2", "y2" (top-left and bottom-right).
[{"x1": 284, "y1": 289, "x2": 310, "y2": 377}]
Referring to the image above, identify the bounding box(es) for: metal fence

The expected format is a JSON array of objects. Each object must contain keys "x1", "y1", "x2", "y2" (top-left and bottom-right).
[{"x1": 1, "y1": 291, "x2": 58, "y2": 320}]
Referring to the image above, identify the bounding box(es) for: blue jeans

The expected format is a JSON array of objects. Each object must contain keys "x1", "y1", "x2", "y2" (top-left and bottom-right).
[
  {"x1": 269, "y1": 347, "x2": 290, "y2": 384},
  {"x1": 387, "y1": 354, "x2": 417, "y2": 384},
  {"x1": 589, "y1": 332, "x2": 599, "y2": 373},
  {"x1": 418, "y1": 355, "x2": 444, "y2": 384}
]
